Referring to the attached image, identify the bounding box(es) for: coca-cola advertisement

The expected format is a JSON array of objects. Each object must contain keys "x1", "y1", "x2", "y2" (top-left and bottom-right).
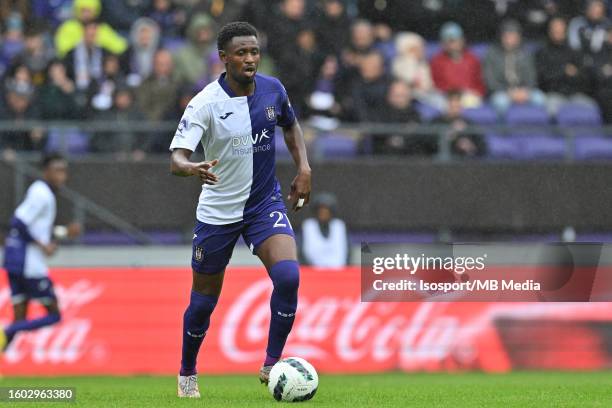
[{"x1": 1, "y1": 267, "x2": 612, "y2": 375}]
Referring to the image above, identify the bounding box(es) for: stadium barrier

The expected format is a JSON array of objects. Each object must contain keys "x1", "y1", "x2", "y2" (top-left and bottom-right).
[{"x1": 1, "y1": 267, "x2": 611, "y2": 375}]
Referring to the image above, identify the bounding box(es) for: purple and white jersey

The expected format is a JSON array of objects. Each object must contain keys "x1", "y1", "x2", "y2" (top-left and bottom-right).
[{"x1": 169, "y1": 73, "x2": 296, "y2": 225}]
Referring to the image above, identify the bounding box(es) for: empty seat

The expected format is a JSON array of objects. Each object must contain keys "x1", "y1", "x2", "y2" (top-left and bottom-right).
[
  {"x1": 506, "y1": 105, "x2": 550, "y2": 125},
  {"x1": 557, "y1": 103, "x2": 602, "y2": 126},
  {"x1": 574, "y1": 136, "x2": 612, "y2": 160},
  {"x1": 463, "y1": 104, "x2": 498, "y2": 124},
  {"x1": 313, "y1": 134, "x2": 358, "y2": 158}
]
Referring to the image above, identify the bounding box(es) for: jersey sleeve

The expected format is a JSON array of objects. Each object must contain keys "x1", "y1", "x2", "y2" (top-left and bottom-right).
[
  {"x1": 169, "y1": 105, "x2": 210, "y2": 152},
  {"x1": 277, "y1": 83, "x2": 296, "y2": 128}
]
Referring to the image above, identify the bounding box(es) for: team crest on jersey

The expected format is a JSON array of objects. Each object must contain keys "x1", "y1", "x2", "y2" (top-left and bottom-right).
[
  {"x1": 194, "y1": 246, "x2": 204, "y2": 262},
  {"x1": 265, "y1": 106, "x2": 276, "y2": 121}
]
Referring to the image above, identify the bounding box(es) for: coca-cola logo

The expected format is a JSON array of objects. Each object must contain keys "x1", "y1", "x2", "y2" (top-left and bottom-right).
[{"x1": 1, "y1": 280, "x2": 104, "y2": 364}]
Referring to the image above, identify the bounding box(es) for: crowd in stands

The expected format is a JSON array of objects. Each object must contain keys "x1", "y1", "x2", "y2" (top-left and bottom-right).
[{"x1": 0, "y1": 0, "x2": 610, "y2": 159}]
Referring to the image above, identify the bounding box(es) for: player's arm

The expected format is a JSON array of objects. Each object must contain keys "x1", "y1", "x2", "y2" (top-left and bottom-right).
[
  {"x1": 170, "y1": 148, "x2": 219, "y2": 185},
  {"x1": 282, "y1": 119, "x2": 311, "y2": 212}
]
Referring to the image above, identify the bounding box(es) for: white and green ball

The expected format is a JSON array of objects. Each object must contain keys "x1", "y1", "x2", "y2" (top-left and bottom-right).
[{"x1": 267, "y1": 357, "x2": 318, "y2": 402}]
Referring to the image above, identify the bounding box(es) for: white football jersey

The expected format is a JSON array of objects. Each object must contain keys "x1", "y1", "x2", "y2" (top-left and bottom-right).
[{"x1": 169, "y1": 73, "x2": 295, "y2": 225}]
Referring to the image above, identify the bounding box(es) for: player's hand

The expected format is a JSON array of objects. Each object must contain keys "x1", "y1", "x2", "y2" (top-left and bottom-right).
[
  {"x1": 42, "y1": 242, "x2": 58, "y2": 256},
  {"x1": 67, "y1": 222, "x2": 82, "y2": 239},
  {"x1": 288, "y1": 169, "x2": 311, "y2": 212},
  {"x1": 191, "y1": 159, "x2": 219, "y2": 185}
]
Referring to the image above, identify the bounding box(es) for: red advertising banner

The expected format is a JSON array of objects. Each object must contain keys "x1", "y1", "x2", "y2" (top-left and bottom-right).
[{"x1": 1, "y1": 267, "x2": 612, "y2": 376}]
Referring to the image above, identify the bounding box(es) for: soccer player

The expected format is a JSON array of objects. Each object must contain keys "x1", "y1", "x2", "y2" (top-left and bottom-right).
[
  {"x1": 169, "y1": 22, "x2": 311, "y2": 398},
  {"x1": 1, "y1": 153, "x2": 81, "y2": 352}
]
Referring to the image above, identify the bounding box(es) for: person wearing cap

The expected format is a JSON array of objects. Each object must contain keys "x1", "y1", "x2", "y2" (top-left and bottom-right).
[
  {"x1": 300, "y1": 192, "x2": 349, "y2": 268},
  {"x1": 483, "y1": 19, "x2": 546, "y2": 115},
  {"x1": 430, "y1": 22, "x2": 485, "y2": 108},
  {"x1": 568, "y1": 0, "x2": 610, "y2": 55}
]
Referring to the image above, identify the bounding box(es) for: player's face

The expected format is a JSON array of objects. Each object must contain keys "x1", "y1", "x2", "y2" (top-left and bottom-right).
[
  {"x1": 45, "y1": 161, "x2": 68, "y2": 189},
  {"x1": 221, "y1": 36, "x2": 260, "y2": 84}
]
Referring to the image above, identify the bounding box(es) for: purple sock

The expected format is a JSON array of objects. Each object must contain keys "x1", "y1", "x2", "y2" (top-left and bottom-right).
[
  {"x1": 265, "y1": 260, "x2": 299, "y2": 366},
  {"x1": 264, "y1": 354, "x2": 280, "y2": 367},
  {"x1": 180, "y1": 291, "x2": 218, "y2": 376},
  {"x1": 4, "y1": 313, "x2": 60, "y2": 337}
]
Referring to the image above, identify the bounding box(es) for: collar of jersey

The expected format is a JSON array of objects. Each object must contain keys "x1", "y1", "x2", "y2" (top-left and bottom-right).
[{"x1": 218, "y1": 72, "x2": 258, "y2": 99}]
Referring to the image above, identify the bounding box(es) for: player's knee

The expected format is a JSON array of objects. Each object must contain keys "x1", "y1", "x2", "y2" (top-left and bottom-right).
[
  {"x1": 270, "y1": 260, "x2": 300, "y2": 294},
  {"x1": 187, "y1": 291, "x2": 218, "y2": 318}
]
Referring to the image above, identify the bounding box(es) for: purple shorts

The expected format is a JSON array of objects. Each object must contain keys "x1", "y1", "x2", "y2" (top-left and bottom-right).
[
  {"x1": 191, "y1": 200, "x2": 295, "y2": 274},
  {"x1": 7, "y1": 274, "x2": 57, "y2": 305}
]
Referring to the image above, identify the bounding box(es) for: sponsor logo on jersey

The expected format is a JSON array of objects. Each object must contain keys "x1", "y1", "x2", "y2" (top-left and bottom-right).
[{"x1": 220, "y1": 112, "x2": 234, "y2": 120}]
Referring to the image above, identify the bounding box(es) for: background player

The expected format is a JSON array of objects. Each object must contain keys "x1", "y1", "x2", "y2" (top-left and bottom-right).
[
  {"x1": 169, "y1": 22, "x2": 311, "y2": 398},
  {"x1": 1, "y1": 153, "x2": 81, "y2": 352}
]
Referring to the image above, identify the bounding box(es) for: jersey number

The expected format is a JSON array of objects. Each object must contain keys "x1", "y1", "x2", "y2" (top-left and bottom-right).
[{"x1": 270, "y1": 211, "x2": 292, "y2": 229}]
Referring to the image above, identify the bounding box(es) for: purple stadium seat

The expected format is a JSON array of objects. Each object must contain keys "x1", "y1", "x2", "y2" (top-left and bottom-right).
[
  {"x1": 506, "y1": 105, "x2": 550, "y2": 125},
  {"x1": 469, "y1": 43, "x2": 489, "y2": 60},
  {"x1": 425, "y1": 42, "x2": 442, "y2": 61},
  {"x1": 415, "y1": 102, "x2": 441, "y2": 122},
  {"x1": 557, "y1": 103, "x2": 602, "y2": 126},
  {"x1": 463, "y1": 104, "x2": 498, "y2": 124},
  {"x1": 515, "y1": 134, "x2": 566, "y2": 159},
  {"x1": 313, "y1": 134, "x2": 358, "y2": 158},
  {"x1": 45, "y1": 128, "x2": 89, "y2": 154},
  {"x1": 574, "y1": 136, "x2": 612, "y2": 160},
  {"x1": 485, "y1": 132, "x2": 522, "y2": 159}
]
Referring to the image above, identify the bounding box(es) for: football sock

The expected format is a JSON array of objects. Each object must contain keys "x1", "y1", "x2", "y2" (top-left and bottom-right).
[
  {"x1": 266, "y1": 260, "x2": 300, "y2": 364},
  {"x1": 180, "y1": 290, "x2": 218, "y2": 376},
  {"x1": 4, "y1": 313, "x2": 61, "y2": 338}
]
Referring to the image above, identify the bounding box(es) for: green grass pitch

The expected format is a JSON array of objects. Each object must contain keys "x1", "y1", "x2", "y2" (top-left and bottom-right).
[{"x1": 0, "y1": 372, "x2": 611, "y2": 407}]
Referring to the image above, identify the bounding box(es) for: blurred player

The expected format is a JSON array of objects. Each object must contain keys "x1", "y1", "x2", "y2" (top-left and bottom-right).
[
  {"x1": 169, "y1": 22, "x2": 311, "y2": 398},
  {"x1": 1, "y1": 153, "x2": 81, "y2": 352}
]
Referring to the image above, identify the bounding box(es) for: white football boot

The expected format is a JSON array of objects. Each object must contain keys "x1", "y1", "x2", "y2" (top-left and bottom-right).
[{"x1": 177, "y1": 374, "x2": 201, "y2": 398}]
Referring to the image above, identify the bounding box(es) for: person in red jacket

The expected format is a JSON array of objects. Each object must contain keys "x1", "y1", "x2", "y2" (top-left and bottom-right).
[{"x1": 430, "y1": 22, "x2": 485, "y2": 108}]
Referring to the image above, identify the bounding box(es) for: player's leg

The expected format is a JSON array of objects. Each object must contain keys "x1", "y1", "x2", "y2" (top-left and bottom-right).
[
  {"x1": 178, "y1": 221, "x2": 240, "y2": 398},
  {"x1": 2, "y1": 274, "x2": 28, "y2": 350},
  {"x1": 256, "y1": 235, "x2": 299, "y2": 370},
  {"x1": 2, "y1": 278, "x2": 61, "y2": 350}
]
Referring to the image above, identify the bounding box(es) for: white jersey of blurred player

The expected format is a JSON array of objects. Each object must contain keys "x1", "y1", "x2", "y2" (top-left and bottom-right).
[{"x1": 5, "y1": 180, "x2": 56, "y2": 283}]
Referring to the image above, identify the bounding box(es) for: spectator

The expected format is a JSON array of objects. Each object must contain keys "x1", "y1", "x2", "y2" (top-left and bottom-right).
[
  {"x1": 100, "y1": 0, "x2": 150, "y2": 31},
  {"x1": 1, "y1": 12, "x2": 25, "y2": 65},
  {"x1": 90, "y1": 53, "x2": 128, "y2": 113},
  {"x1": 54, "y1": 0, "x2": 128, "y2": 58},
  {"x1": 173, "y1": 13, "x2": 215, "y2": 87},
  {"x1": 125, "y1": 17, "x2": 161, "y2": 87},
  {"x1": 350, "y1": 51, "x2": 391, "y2": 122},
  {"x1": 92, "y1": 87, "x2": 146, "y2": 157},
  {"x1": 371, "y1": 80, "x2": 427, "y2": 155},
  {"x1": 0, "y1": 73, "x2": 42, "y2": 157},
  {"x1": 31, "y1": 0, "x2": 73, "y2": 29},
  {"x1": 267, "y1": 0, "x2": 310, "y2": 63},
  {"x1": 432, "y1": 90, "x2": 486, "y2": 157},
  {"x1": 300, "y1": 192, "x2": 349, "y2": 268},
  {"x1": 568, "y1": 0, "x2": 610, "y2": 55},
  {"x1": 148, "y1": 0, "x2": 187, "y2": 38},
  {"x1": 152, "y1": 85, "x2": 197, "y2": 152},
  {"x1": 483, "y1": 19, "x2": 546, "y2": 115},
  {"x1": 64, "y1": 21, "x2": 107, "y2": 94},
  {"x1": 277, "y1": 28, "x2": 324, "y2": 117},
  {"x1": 19, "y1": 26, "x2": 55, "y2": 86},
  {"x1": 188, "y1": 0, "x2": 249, "y2": 26},
  {"x1": 392, "y1": 32, "x2": 446, "y2": 111},
  {"x1": 38, "y1": 59, "x2": 79, "y2": 120},
  {"x1": 307, "y1": 55, "x2": 342, "y2": 130},
  {"x1": 314, "y1": 0, "x2": 351, "y2": 57},
  {"x1": 136, "y1": 49, "x2": 179, "y2": 121},
  {"x1": 341, "y1": 19, "x2": 376, "y2": 69},
  {"x1": 592, "y1": 26, "x2": 612, "y2": 123},
  {"x1": 430, "y1": 22, "x2": 485, "y2": 108},
  {"x1": 536, "y1": 16, "x2": 597, "y2": 115}
]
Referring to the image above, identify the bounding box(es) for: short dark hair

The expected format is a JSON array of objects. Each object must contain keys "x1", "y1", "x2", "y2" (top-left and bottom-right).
[
  {"x1": 217, "y1": 21, "x2": 257, "y2": 51},
  {"x1": 41, "y1": 152, "x2": 66, "y2": 169}
]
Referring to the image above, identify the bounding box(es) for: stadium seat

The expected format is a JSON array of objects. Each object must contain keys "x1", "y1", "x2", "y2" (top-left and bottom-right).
[
  {"x1": 415, "y1": 102, "x2": 441, "y2": 122},
  {"x1": 45, "y1": 128, "x2": 90, "y2": 155},
  {"x1": 484, "y1": 132, "x2": 522, "y2": 159},
  {"x1": 506, "y1": 105, "x2": 550, "y2": 125},
  {"x1": 425, "y1": 42, "x2": 442, "y2": 61},
  {"x1": 470, "y1": 43, "x2": 489, "y2": 60},
  {"x1": 574, "y1": 136, "x2": 612, "y2": 160},
  {"x1": 313, "y1": 134, "x2": 358, "y2": 158},
  {"x1": 463, "y1": 104, "x2": 498, "y2": 125},
  {"x1": 514, "y1": 134, "x2": 566, "y2": 160},
  {"x1": 556, "y1": 103, "x2": 602, "y2": 126}
]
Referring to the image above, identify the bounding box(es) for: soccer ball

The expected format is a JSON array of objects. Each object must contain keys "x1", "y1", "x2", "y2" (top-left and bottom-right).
[{"x1": 267, "y1": 357, "x2": 318, "y2": 402}]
